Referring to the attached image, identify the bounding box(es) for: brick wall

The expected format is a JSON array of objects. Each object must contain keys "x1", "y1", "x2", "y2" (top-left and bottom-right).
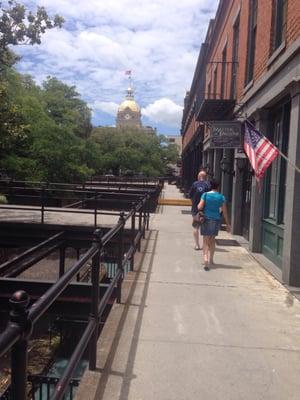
[
  {"x1": 182, "y1": 115, "x2": 199, "y2": 149},
  {"x1": 181, "y1": 0, "x2": 300, "y2": 150},
  {"x1": 203, "y1": 0, "x2": 300, "y2": 102}
]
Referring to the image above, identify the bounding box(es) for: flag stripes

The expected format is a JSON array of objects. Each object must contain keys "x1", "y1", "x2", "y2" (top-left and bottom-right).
[{"x1": 244, "y1": 120, "x2": 279, "y2": 179}]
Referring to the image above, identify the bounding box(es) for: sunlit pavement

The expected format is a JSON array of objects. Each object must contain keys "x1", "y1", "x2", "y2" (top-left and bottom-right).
[{"x1": 76, "y1": 184, "x2": 300, "y2": 400}]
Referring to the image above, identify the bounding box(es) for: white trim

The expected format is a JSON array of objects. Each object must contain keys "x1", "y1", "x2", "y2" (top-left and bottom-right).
[{"x1": 232, "y1": 4, "x2": 241, "y2": 27}]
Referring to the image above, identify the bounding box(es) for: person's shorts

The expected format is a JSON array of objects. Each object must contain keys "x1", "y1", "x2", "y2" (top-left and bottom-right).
[{"x1": 200, "y1": 218, "x2": 221, "y2": 236}]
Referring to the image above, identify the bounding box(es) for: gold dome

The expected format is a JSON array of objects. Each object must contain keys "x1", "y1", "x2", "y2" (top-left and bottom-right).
[{"x1": 118, "y1": 99, "x2": 140, "y2": 113}]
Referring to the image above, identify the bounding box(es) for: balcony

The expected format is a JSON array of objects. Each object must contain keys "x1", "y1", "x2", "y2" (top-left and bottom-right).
[{"x1": 196, "y1": 61, "x2": 238, "y2": 122}]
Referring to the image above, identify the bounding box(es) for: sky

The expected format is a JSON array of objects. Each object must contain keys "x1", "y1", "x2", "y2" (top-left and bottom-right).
[{"x1": 17, "y1": 0, "x2": 219, "y2": 135}]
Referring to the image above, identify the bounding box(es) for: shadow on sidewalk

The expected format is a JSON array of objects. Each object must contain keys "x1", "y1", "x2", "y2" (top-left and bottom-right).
[
  {"x1": 93, "y1": 229, "x2": 159, "y2": 400},
  {"x1": 209, "y1": 263, "x2": 242, "y2": 270}
]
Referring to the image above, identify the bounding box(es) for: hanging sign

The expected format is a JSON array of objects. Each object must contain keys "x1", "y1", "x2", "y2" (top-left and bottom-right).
[{"x1": 209, "y1": 121, "x2": 242, "y2": 149}]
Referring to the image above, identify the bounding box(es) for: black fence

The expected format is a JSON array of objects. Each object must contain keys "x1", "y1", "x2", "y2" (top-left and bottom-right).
[
  {"x1": 0, "y1": 179, "x2": 161, "y2": 223},
  {"x1": 0, "y1": 195, "x2": 150, "y2": 400}
]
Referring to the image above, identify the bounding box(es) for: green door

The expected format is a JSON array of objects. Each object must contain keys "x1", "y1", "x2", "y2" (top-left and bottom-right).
[{"x1": 262, "y1": 100, "x2": 290, "y2": 268}]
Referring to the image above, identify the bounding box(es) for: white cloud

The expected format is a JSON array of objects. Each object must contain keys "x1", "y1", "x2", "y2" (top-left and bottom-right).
[
  {"x1": 18, "y1": 0, "x2": 219, "y2": 130},
  {"x1": 93, "y1": 101, "x2": 119, "y2": 116},
  {"x1": 142, "y1": 98, "x2": 183, "y2": 127}
]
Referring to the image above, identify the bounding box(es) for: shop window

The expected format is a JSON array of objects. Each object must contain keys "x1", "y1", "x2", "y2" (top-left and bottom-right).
[
  {"x1": 272, "y1": 0, "x2": 287, "y2": 51},
  {"x1": 245, "y1": 0, "x2": 257, "y2": 85}
]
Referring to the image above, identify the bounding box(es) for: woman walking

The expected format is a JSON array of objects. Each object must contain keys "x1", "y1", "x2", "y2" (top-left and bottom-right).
[{"x1": 197, "y1": 180, "x2": 231, "y2": 271}]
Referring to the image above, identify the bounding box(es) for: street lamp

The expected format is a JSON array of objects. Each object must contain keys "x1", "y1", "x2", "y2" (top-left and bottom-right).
[
  {"x1": 236, "y1": 157, "x2": 247, "y2": 171},
  {"x1": 220, "y1": 155, "x2": 235, "y2": 175}
]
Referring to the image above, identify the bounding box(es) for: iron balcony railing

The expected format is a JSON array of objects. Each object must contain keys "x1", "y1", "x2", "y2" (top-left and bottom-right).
[{"x1": 195, "y1": 60, "x2": 238, "y2": 122}]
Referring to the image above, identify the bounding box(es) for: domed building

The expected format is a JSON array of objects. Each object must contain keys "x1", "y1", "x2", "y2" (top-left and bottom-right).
[{"x1": 116, "y1": 85, "x2": 142, "y2": 128}]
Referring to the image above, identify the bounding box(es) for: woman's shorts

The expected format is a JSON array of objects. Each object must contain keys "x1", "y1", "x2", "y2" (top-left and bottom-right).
[{"x1": 200, "y1": 219, "x2": 221, "y2": 236}]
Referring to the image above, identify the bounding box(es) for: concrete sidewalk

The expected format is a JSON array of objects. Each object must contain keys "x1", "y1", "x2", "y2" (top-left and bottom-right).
[{"x1": 77, "y1": 184, "x2": 300, "y2": 400}]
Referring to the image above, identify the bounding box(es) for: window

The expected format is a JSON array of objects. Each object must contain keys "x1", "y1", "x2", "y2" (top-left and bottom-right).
[
  {"x1": 207, "y1": 81, "x2": 211, "y2": 99},
  {"x1": 265, "y1": 101, "x2": 290, "y2": 224},
  {"x1": 245, "y1": 0, "x2": 257, "y2": 85},
  {"x1": 220, "y1": 45, "x2": 227, "y2": 99},
  {"x1": 272, "y1": 0, "x2": 287, "y2": 51},
  {"x1": 213, "y1": 67, "x2": 218, "y2": 99},
  {"x1": 231, "y1": 15, "x2": 240, "y2": 98}
]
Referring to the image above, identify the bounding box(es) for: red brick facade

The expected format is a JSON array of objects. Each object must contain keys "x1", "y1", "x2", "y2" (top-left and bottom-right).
[
  {"x1": 182, "y1": 0, "x2": 300, "y2": 150},
  {"x1": 204, "y1": 0, "x2": 300, "y2": 102}
]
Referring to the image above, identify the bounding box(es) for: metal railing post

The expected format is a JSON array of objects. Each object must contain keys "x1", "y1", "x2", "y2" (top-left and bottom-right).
[
  {"x1": 10, "y1": 291, "x2": 32, "y2": 400},
  {"x1": 138, "y1": 204, "x2": 142, "y2": 251},
  {"x1": 117, "y1": 212, "x2": 125, "y2": 304},
  {"x1": 41, "y1": 185, "x2": 45, "y2": 224},
  {"x1": 94, "y1": 192, "x2": 97, "y2": 227},
  {"x1": 142, "y1": 199, "x2": 147, "y2": 239},
  {"x1": 130, "y1": 203, "x2": 136, "y2": 271},
  {"x1": 89, "y1": 229, "x2": 102, "y2": 371},
  {"x1": 76, "y1": 249, "x2": 80, "y2": 282},
  {"x1": 59, "y1": 246, "x2": 66, "y2": 278},
  {"x1": 146, "y1": 194, "x2": 150, "y2": 230}
]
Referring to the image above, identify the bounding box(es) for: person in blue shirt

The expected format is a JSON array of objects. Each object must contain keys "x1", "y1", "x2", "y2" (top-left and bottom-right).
[
  {"x1": 189, "y1": 170, "x2": 211, "y2": 250},
  {"x1": 197, "y1": 179, "x2": 231, "y2": 271}
]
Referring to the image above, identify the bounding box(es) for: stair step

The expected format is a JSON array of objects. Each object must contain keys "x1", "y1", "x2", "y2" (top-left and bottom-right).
[{"x1": 158, "y1": 198, "x2": 191, "y2": 206}]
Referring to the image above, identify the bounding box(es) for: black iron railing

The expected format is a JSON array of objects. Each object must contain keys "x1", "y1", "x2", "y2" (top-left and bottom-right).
[
  {"x1": 0, "y1": 195, "x2": 150, "y2": 400},
  {"x1": 0, "y1": 179, "x2": 161, "y2": 217},
  {"x1": 0, "y1": 187, "x2": 154, "y2": 227}
]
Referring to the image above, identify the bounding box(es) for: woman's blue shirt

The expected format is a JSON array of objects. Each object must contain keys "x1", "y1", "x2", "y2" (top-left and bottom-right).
[{"x1": 201, "y1": 191, "x2": 225, "y2": 220}]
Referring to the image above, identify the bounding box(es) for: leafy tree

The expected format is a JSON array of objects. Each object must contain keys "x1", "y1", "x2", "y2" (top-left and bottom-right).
[
  {"x1": 0, "y1": 69, "x2": 96, "y2": 182},
  {"x1": 0, "y1": 0, "x2": 64, "y2": 67},
  {"x1": 91, "y1": 127, "x2": 179, "y2": 177},
  {"x1": 0, "y1": 1, "x2": 65, "y2": 180},
  {"x1": 42, "y1": 77, "x2": 93, "y2": 139}
]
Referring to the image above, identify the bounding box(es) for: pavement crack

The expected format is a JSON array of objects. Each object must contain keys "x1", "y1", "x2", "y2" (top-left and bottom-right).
[
  {"x1": 149, "y1": 280, "x2": 237, "y2": 288},
  {"x1": 140, "y1": 337, "x2": 300, "y2": 353}
]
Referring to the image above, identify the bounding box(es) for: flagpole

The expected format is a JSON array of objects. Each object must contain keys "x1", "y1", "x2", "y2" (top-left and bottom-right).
[
  {"x1": 245, "y1": 119, "x2": 300, "y2": 175},
  {"x1": 277, "y1": 150, "x2": 300, "y2": 175}
]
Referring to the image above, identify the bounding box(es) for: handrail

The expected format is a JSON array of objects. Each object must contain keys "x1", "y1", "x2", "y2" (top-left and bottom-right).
[
  {"x1": 0, "y1": 186, "x2": 156, "y2": 197},
  {"x1": 28, "y1": 244, "x2": 98, "y2": 323},
  {"x1": 0, "y1": 232, "x2": 64, "y2": 276},
  {"x1": 52, "y1": 319, "x2": 96, "y2": 400},
  {"x1": 0, "y1": 191, "x2": 152, "y2": 400}
]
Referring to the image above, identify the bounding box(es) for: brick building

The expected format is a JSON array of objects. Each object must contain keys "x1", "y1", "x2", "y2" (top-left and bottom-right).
[{"x1": 181, "y1": 0, "x2": 300, "y2": 285}]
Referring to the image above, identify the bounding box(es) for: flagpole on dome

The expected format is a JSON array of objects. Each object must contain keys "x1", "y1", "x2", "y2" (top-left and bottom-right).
[
  {"x1": 125, "y1": 69, "x2": 132, "y2": 89},
  {"x1": 244, "y1": 119, "x2": 300, "y2": 176}
]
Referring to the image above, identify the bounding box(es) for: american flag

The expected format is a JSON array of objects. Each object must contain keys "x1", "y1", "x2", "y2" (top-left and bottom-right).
[{"x1": 244, "y1": 120, "x2": 279, "y2": 179}]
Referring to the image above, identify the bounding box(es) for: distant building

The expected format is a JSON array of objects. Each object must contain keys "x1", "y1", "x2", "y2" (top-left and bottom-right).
[
  {"x1": 165, "y1": 135, "x2": 182, "y2": 176},
  {"x1": 165, "y1": 135, "x2": 182, "y2": 155},
  {"x1": 116, "y1": 85, "x2": 142, "y2": 128},
  {"x1": 116, "y1": 73, "x2": 156, "y2": 134}
]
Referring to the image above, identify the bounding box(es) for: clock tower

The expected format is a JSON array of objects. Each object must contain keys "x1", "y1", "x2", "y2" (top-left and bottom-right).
[{"x1": 116, "y1": 74, "x2": 142, "y2": 128}]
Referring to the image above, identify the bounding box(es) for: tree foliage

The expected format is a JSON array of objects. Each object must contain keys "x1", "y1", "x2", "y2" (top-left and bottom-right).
[
  {"x1": 0, "y1": 69, "x2": 95, "y2": 182},
  {"x1": 0, "y1": 0, "x2": 64, "y2": 66},
  {"x1": 91, "y1": 127, "x2": 179, "y2": 177}
]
